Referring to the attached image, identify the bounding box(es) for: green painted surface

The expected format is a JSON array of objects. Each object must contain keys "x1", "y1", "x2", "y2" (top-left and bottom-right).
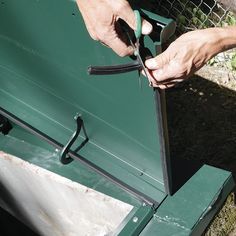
[
  {"x1": 1, "y1": 126, "x2": 234, "y2": 236},
  {"x1": 118, "y1": 205, "x2": 154, "y2": 236},
  {"x1": 140, "y1": 165, "x2": 235, "y2": 236},
  {"x1": 0, "y1": 1, "x2": 234, "y2": 235},
  {"x1": 0, "y1": 0, "x2": 167, "y2": 203}
]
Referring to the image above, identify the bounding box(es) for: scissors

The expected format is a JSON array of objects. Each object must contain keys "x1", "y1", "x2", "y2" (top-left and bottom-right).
[
  {"x1": 88, "y1": 10, "x2": 153, "y2": 87},
  {"x1": 129, "y1": 10, "x2": 152, "y2": 87}
]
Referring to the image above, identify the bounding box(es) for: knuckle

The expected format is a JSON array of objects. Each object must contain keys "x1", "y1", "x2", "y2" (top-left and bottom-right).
[
  {"x1": 118, "y1": 53, "x2": 125, "y2": 57},
  {"x1": 116, "y1": 1, "x2": 129, "y2": 13},
  {"x1": 89, "y1": 32, "x2": 99, "y2": 41},
  {"x1": 117, "y1": 51, "x2": 127, "y2": 57},
  {"x1": 85, "y1": 28, "x2": 98, "y2": 41},
  {"x1": 97, "y1": 33, "x2": 108, "y2": 43}
]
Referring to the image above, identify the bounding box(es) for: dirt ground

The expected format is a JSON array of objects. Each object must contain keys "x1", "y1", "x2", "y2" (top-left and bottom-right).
[
  {"x1": 165, "y1": 64, "x2": 236, "y2": 235},
  {"x1": 166, "y1": 65, "x2": 236, "y2": 169}
]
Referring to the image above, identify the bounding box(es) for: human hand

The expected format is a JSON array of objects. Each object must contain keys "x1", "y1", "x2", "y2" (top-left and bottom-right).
[
  {"x1": 76, "y1": 0, "x2": 152, "y2": 57},
  {"x1": 145, "y1": 28, "x2": 227, "y2": 89}
]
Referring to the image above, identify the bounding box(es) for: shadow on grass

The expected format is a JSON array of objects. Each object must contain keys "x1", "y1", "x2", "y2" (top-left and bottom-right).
[{"x1": 166, "y1": 75, "x2": 236, "y2": 182}]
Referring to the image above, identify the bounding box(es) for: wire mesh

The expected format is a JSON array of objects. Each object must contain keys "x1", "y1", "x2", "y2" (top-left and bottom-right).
[{"x1": 155, "y1": 0, "x2": 236, "y2": 33}]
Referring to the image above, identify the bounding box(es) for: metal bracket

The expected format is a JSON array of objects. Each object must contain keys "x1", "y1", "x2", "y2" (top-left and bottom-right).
[{"x1": 60, "y1": 114, "x2": 89, "y2": 165}]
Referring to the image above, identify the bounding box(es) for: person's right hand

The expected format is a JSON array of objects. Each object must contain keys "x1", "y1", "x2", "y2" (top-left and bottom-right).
[
  {"x1": 145, "y1": 27, "x2": 236, "y2": 89},
  {"x1": 76, "y1": 0, "x2": 153, "y2": 57}
]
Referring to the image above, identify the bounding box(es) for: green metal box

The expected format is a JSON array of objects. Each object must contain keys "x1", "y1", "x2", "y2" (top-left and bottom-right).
[{"x1": 0, "y1": 1, "x2": 234, "y2": 235}]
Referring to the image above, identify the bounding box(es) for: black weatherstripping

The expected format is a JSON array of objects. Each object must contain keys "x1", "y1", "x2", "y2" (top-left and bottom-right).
[
  {"x1": 88, "y1": 60, "x2": 142, "y2": 75},
  {"x1": 0, "y1": 107, "x2": 158, "y2": 207}
]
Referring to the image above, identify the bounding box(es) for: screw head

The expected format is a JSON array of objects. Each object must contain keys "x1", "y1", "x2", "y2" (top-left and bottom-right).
[{"x1": 133, "y1": 216, "x2": 139, "y2": 223}]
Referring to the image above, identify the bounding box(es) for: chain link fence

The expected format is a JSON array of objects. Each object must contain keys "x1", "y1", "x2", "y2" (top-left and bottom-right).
[
  {"x1": 154, "y1": 0, "x2": 235, "y2": 33},
  {"x1": 141, "y1": 0, "x2": 236, "y2": 73}
]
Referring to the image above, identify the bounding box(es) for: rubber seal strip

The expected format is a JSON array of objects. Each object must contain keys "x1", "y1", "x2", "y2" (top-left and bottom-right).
[{"x1": 88, "y1": 60, "x2": 142, "y2": 75}]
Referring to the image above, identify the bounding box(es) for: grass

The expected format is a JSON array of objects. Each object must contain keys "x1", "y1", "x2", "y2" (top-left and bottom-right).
[{"x1": 205, "y1": 193, "x2": 236, "y2": 235}]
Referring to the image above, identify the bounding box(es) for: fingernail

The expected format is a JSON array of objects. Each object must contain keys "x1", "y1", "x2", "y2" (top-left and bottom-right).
[
  {"x1": 142, "y1": 21, "x2": 153, "y2": 35},
  {"x1": 145, "y1": 59, "x2": 157, "y2": 69}
]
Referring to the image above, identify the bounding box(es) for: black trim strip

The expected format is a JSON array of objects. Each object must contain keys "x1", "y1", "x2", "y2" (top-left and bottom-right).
[
  {"x1": 154, "y1": 89, "x2": 172, "y2": 195},
  {"x1": 0, "y1": 107, "x2": 158, "y2": 207},
  {"x1": 88, "y1": 61, "x2": 142, "y2": 75}
]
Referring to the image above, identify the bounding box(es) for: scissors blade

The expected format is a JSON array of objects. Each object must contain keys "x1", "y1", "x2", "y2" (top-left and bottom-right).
[
  {"x1": 134, "y1": 47, "x2": 152, "y2": 87},
  {"x1": 127, "y1": 36, "x2": 152, "y2": 87},
  {"x1": 136, "y1": 52, "x2": 152, "y2": 86}
]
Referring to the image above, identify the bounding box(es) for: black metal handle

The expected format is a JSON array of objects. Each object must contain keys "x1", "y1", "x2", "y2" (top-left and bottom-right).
[{"x1": 60, "y1": 114, "x2": 89, "y2": 165}]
